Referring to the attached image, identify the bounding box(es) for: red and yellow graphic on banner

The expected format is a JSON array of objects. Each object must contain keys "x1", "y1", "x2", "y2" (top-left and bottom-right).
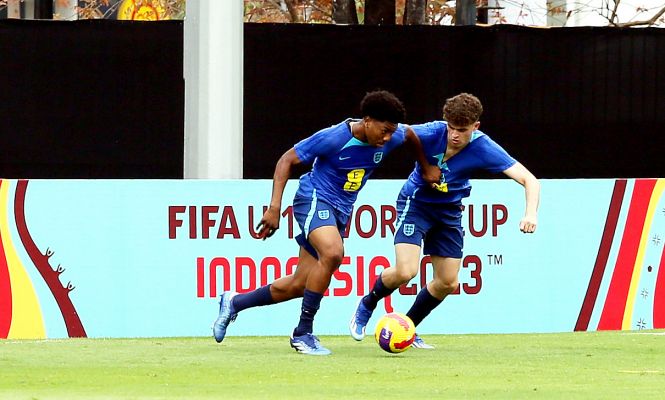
[
  {"x1": 577, "y1": 178, "x2": 665, "y2": 331},
  {"x1": 0, "y1": 179, "x2": 86, "y2": 339},
  {"x1": 0, "y1": 180, "x2": 46, "y2": 339}
]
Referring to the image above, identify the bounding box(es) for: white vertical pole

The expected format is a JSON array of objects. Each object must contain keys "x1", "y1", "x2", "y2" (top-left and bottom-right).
[{"x1": 184, "y1": 0, "x2": 243, "y2": 179}]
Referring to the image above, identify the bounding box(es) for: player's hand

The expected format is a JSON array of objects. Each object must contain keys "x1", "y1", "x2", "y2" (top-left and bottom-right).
[
  {"x1": 421, "y1": 164, "x2": 442, "y2": 184},
  {"x1": 519, "y1": 215, "x2": 537, "y2": 233},
  {"x1": 257, "y1": 206, "x2": 280, "y2": 240}
]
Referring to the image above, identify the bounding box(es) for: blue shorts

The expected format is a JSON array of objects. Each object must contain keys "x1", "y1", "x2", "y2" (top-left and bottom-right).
[
  {"x1": 393, "y1": 193, "x2": 464, "y2": 258},
  {"x1": 293, "y1": 193, "x2": 349, "y2": 259}
]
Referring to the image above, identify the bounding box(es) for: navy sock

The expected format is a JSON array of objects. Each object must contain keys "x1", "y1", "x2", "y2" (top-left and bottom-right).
[
  {"x1": 293, "y1": 289, "x2": 323, "y2": 336},
  {"x1": 231, "y1": 285, "x2": 274, "y2": 313},
  {"x1": 362, "y1": 275, "x2": 396, "y2": 310},
  {"x1": 406, "y1": 286, "x2": 443, "y2": 327}
]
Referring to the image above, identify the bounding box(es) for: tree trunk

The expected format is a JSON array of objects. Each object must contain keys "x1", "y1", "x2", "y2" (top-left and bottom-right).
[
  {"x1": 455, "y1": 0, "x2": 476, "y2": 25},
  {"x1": 333, "y1": 0, "x2": 359, "y2": 24},
  {"x1": 283, "y1": 0, "x2": 301, "y2": 22},
  {"x1": 7, "y1": 0, "x2": 21, "y2": 19},
  {"x1": 365, "y1": 0, "x2": 396, "y2": 25},
  {"x1": 34, "y1": 0, "x2": 53, "y2": 19},
  {"x1": 404, "y1": 0, "x2": 426, "y2": 24}
]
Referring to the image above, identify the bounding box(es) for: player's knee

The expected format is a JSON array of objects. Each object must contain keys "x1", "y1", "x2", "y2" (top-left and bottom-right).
[
  {"x1": 394, "y1": 268, "x2": 418, "y2": 284},
  {"x1": 287, "y1": 284, "x2": 306, "y2": 298},
  {"x1": 271, "y1": 280, "x2": 306, "y2": 300},
  {"x1": 433, "y1": 278, "x2": 458, "y2": 295},
  {"x1": 318, "y1": 248, "x2": 344, "y2": 270},
  {"x1": 289, "y1": 278, "x2": 307, "y2": 296},
  {"x1": 269, "y1": 284, "x2": 287, "y2": 298}
]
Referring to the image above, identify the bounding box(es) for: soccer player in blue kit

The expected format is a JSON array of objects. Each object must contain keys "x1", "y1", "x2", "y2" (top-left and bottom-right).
[
  {"x1": 349, "y1": 92, "x2": 540, "y2": 348},
  {"x1": 213, "y1": 90, "x2": 441, "y2": 355}
]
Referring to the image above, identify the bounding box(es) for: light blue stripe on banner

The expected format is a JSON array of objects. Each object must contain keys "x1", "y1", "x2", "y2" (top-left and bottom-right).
[
  {"x1": 588, "y1": 180, "x2": 633, "y2": 331},
  {"x1": 631, "y1": 180, "x2": 665, "y2": 330},
  {"x1": 304, "y1": 189, "x2": 318, "y2": 237}
]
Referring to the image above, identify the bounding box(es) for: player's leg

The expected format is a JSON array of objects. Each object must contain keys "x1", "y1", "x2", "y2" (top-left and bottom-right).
[
  {"x1": 428, "y1": 256, "x2": 461, "y2": 300},
  {"x1": 300, "y1": 226, "x2": 344, "y2": 294},
  {"x1": 350, "y1": 194, "x2": 429, "y2": 340},
  {"x1": 288, "y1": 198, "x2": 346, "y2": 355},
  {"x1": 406, "y1": 211, "x2": 463, "y2": 348},
  {"x1": 230, "y1": 246, "x2": 317, "y2": 316},
  {"x1": 290, "y1": 225, "x2": 343, "y2": 355},
  {"x1": 349, "y1": 242, "x2": 421, "y2": 340},
  {"x1": 408, "y1": 256, "x2": 460, "y2": 349},
  {"x1": 408, "y1": 256, "x2": 461, "y2": 325},
  {"x1": 255, "y1": 246, "x2": 317, "y2": 303},
  {"x1": 213, "y1": 246, "x2": 317, "y2": 343},
  {"x1": 382, "y1": 243, "x2": 422, "y2": 288}
]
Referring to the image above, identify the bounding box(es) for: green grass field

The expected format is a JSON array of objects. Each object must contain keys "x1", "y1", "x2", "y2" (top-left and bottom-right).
[{"x1": 1, "y1": 330, "x2": 664, "y2": 399}]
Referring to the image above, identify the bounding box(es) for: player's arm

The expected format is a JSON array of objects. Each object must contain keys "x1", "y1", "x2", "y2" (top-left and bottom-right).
[
  {"x1": 257, "y1": 147, "x2": 302, "y2": 239},
  {"x1": 404, "y1": 126, "x2": 441, "y2": 184},
  {"x1": 503, "y1": 162, "x2": 540, "y2": 233}
]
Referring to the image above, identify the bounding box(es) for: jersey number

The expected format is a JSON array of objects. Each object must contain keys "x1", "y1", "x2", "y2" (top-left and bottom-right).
[
  {"x1": 433, "y1": 182, "x2": 448, "y2": 192},
  {"x1": 343, "y1": 169, "x2": 365, "y2": 192},
  {"x1": 434, "y1": 159, "x2": 449, "y2": 192}
]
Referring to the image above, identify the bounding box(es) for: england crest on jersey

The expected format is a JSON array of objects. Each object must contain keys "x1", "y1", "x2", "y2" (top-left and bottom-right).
[
  {"x1": 318, "y1": 210, "x2": 330, "y2": 220},
  {"x1": 373, "y1": 152, "x2": 383, "y2": 163},
  {"x1": 403, "y1": 223, "x2": 415, "y2": 236}
]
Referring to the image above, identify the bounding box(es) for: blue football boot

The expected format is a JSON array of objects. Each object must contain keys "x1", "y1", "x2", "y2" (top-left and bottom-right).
[
  {"x1": 289, "y1": 333, "x2": 332, "y2": 356},
  {"x1": 411, "y1": 334, "x2": 434, "y2": 349},
  {"x1": 212, "y1": 291, "x2": 237, "y2": 343},
  {"x1": 349, "y1": 297, "x2": 373, "y2": 341}
]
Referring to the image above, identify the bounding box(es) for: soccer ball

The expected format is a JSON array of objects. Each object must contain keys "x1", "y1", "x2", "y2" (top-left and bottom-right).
[{"x1": 374, "y1": 312, "x2": 416, "y2": 353}]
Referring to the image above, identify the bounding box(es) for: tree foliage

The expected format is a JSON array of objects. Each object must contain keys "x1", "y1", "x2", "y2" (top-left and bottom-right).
[
  {"x1": 242, "y1": 0, "x2": 665, "y2": 26},
  {"x1": 78, "y1": 0, "x2": 186, "y2": 19},
  {"x1": 245, "y1": 0, "x2": 335, "y2": 23},
  {"x1": 0, "y1": 0, "x2": 186, "y2": 20},
  {"x1": 244, "y1": 0, "x2": 423, "y2": 24}
]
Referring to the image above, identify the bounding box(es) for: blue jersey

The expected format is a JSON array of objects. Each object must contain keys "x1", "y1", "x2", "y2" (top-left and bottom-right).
[
  {"x1": 401, "y1": 121, "x2": 516, "y2": 204},
  {"x1": 294, "y1": 119, "x2": 407, "y2": 214}
]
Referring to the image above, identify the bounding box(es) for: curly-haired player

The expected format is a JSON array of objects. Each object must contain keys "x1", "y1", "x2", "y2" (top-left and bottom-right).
[{"x1": 350, "y1": 93, "x2": 540, "y2": 348}]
